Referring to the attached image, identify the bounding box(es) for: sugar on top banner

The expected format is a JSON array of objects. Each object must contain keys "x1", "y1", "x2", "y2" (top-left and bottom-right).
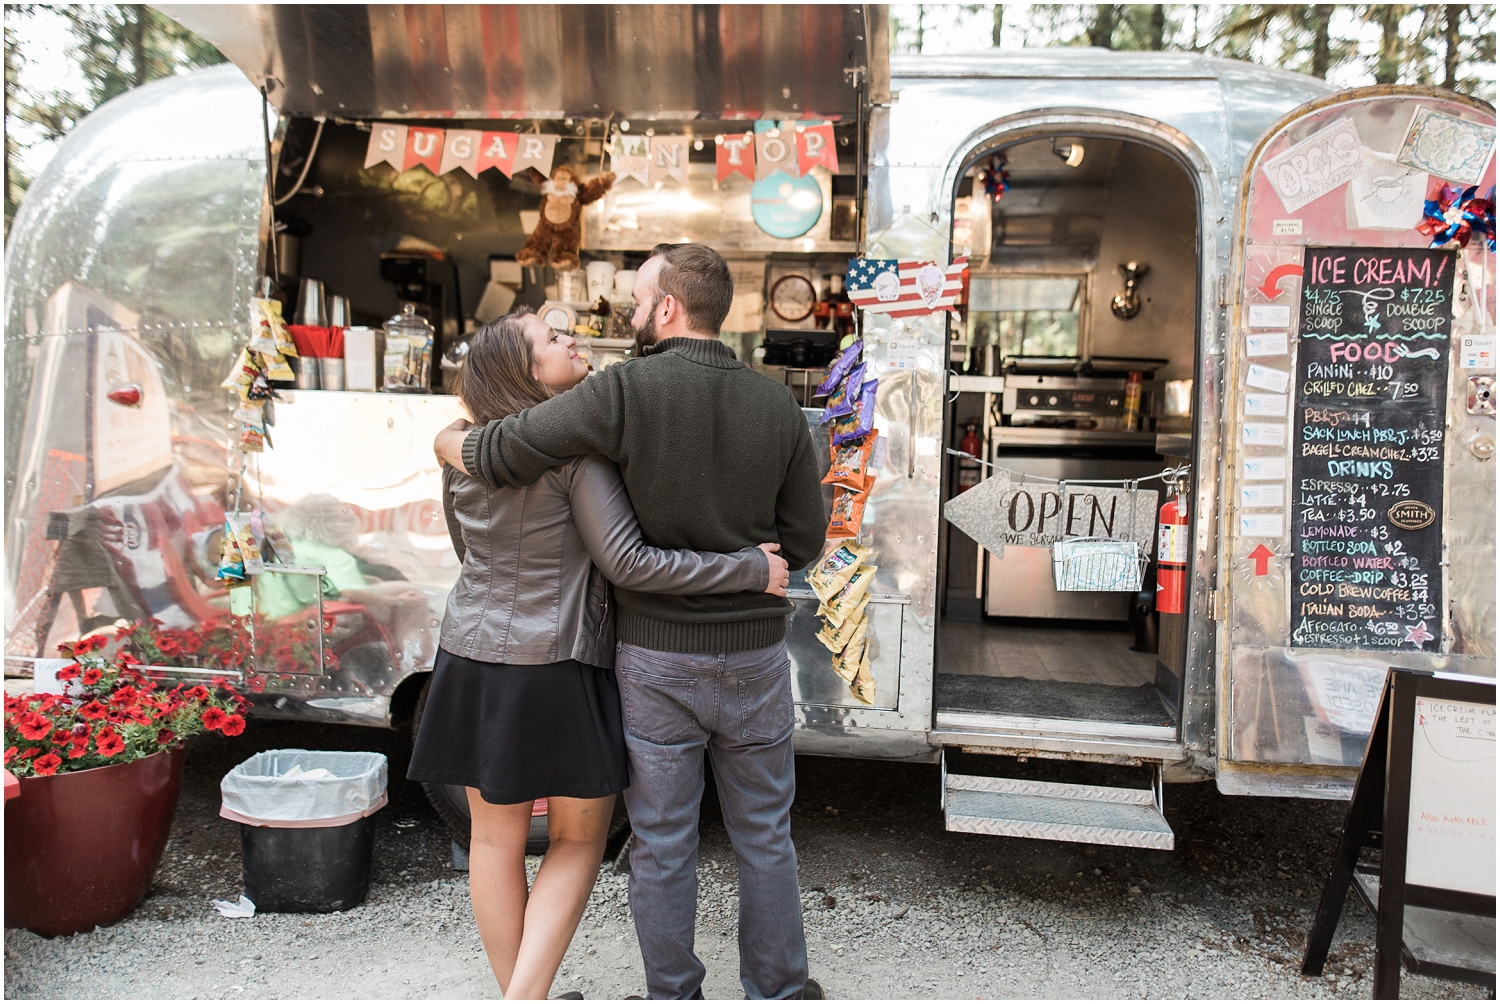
[{"x1": 363, "y1": 120, "x2": 837, "y2": 183}]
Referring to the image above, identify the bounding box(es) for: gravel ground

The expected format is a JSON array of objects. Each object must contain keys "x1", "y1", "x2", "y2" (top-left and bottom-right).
[{"x1": 4, "y1": 720, "x2": 1485, "y2": 1000}]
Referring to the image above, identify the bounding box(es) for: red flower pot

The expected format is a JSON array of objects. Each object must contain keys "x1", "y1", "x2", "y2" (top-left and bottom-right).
[{"x1": 5, "y1": 746, "x2": 184, "y2": 937}]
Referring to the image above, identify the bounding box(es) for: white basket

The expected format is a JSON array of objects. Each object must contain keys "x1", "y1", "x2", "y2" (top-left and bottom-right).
[{"x1": 1051, "y1": 537, "x2": 1147, "y2": 592}]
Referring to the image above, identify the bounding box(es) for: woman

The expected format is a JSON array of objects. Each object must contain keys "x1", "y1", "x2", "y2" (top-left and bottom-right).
[{"x1": 408, "y1": 307, "x2": 788, "y2": 1000}]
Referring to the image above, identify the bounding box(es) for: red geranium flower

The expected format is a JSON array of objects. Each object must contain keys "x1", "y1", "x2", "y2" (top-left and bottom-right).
[
  {"x1": 56, "y1": 662, "x2": 81, "y2": 681},
  {"x1": 77, "y1": 700, "x2": 108, "y2": 720},
  {"x1": 66, "y1": 741, "x2": 89, "y2": 759},
  {"x1": 156, "y1": 728, "x2": 176, "y2": 746},
  {"x1": 75, "y1": 634, "x2": 108, "y2": 654},
  {"x1": 95, "y1": 730, "x2": 124, "y2": 758},
  {"x1": 16, "y1": 711, "x2": 53, "y2": 742},
  {"x1": 201, "y1": 707, "x2": 228, "y2": 731},
  {"x1": 186, "y1": 686, "x2": 211, "y2": 702},
  {"x1": 4, "y1": 695, "x2": 23, "y2": 713},
  {"x1": 32, "y1": 752, "x2": 62, "y2": 776},
  {"x1": 4, "y1": 746, "x2": 16, "y2": 764},
  {"x1": 110, "y1": 685, "x2": 138, "y2": 707},
  {"x1": 219, "y1": 713, "x2": 246, "y2": 737},
  {"x1": 105, "y1": 709, "x2": 127, "y2": 724},
  {"x1": 127, "y1": 706, "x2": 156, "y2": 725},
  {"x1": 81, "y1": 667, "x2": 104, "y2": 686},
  {"x1": 18, "y1": 747, "x2": 39, "y2": 760}
]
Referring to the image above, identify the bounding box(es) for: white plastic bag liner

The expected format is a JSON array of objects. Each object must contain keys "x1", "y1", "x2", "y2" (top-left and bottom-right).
[{"x1": 220, "y1": 749, "x2": 388, "y2": 828}]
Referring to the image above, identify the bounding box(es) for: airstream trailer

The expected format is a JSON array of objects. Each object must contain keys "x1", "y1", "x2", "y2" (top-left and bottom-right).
[{"x1": 6, "y1": 5, "x2": 1493, "y2": 851}]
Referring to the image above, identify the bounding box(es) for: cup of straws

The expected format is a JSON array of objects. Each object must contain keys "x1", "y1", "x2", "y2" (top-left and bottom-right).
[{"x1": 286, "y1": 325, "x2": 346, "y2": 390}]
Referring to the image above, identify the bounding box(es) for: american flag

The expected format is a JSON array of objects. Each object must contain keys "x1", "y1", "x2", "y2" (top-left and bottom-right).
[{"x1": 846, "y1": 256, "x2": 969, "y2": 317}]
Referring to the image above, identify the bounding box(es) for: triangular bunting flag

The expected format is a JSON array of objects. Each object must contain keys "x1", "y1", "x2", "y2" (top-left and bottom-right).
[{"x1": 364, "y1": 123, "x2": 407, "y2": 171}]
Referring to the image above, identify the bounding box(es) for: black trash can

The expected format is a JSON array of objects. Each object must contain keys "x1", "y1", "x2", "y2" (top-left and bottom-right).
[
  {"x1": 240, "y1": 816, "x2": 375, "y2": 912},
  {"x1": 220, "y1": 750, "x2": 388, "y2": 914}
]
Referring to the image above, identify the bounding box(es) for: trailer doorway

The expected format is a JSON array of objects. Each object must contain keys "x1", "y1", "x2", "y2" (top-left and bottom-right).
[{"x1": 937, "y1": 132, "x2": 1201, "y2": 739}]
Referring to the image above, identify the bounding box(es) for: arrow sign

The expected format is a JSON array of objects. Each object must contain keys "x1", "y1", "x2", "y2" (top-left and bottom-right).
[
  {"x1": 1256, "y1": 264, "x2": 1302, "y2": 299},
  {"x1": 1247, "y1": 544, "x2": 1275, "y2": 576}
]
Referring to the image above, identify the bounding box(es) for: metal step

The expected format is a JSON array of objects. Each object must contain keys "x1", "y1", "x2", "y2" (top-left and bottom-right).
[{"x1": 941, "y1": 768, "x2": 1175, "y2": 850}]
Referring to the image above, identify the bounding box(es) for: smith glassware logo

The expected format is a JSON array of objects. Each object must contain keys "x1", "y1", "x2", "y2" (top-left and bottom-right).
[{"x1": 1388, "y1": 500, "x2": 1436, "y2": 530}]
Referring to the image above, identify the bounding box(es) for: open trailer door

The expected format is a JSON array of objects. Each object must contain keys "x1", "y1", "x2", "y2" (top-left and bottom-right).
[{"x1": 1219, "y1": 86, "x2": 1495, "y2": 798}]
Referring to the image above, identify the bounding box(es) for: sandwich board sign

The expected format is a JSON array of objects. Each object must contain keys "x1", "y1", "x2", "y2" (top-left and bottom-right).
[{"x1": 1302, "y1": 668, "x2": 1495, "y2": 998}]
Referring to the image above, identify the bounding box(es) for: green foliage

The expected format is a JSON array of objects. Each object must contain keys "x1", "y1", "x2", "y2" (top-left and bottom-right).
[
  {"x1": 4, "y1": 4, "x2": 223, "y2": 235},
  {"x1": 886, "y1": 4, "x2": 1495, "y2": 104}
]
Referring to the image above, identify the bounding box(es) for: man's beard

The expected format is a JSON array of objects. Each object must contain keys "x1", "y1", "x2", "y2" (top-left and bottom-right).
[{"x1": 632, "y1": 296, "x2": 662, "y2": 357}]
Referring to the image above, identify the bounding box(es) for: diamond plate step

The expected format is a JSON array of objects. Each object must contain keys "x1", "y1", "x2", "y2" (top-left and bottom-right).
[{"x1": 943, "y1": 773, "x2": 1175, "y2": 850}]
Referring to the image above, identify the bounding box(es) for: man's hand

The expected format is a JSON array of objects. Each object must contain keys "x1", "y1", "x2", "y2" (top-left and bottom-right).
[
  {"x1": 435, "y1": 418, "x2": 473, "y2": 475},
  {"x1": 758, "y1": 543, "x2": 789, "y2": 597}
]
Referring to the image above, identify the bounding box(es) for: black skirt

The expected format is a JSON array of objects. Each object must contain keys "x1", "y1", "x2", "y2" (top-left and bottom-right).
[{"x1": 407, "y1": 648, "x2": 629, "y2": 805}]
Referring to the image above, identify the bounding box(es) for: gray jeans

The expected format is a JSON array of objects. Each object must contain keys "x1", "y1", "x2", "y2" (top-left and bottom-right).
[{"x1": 615, "y1": 641, "x2": 808, "y2": 1000}]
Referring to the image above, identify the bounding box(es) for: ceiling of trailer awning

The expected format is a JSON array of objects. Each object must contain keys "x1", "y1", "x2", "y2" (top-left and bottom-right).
[{"x1": 156, "y1": 4, "x2": 885, "y2": 121}]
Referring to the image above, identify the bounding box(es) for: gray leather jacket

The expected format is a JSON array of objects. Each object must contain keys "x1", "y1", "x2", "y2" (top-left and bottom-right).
[{"x1": 440, "y1": 455, "x2": 768, "y2": 668}]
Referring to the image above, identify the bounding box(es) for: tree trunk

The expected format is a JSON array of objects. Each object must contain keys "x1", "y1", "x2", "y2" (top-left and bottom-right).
[
  {"x1": 1148, "y1": 5, "x2": 1166, "y2": 50},
  {"x1": 1310, "y1": 5, "x2": 1332, "y2": 79},
  {"x1": 1089, "y1": 4, "x2": 1116, "y2": 49},
  {"x1": 1442, "y1": 4, "x2": 1462, "y2": 89},
  {"x1": 1373, "y1": 6, "x2": 1402, "y2": 85},
  {"x1": 992, "y1": 3, "x2": 1003, "y2": 47},
  {"x1": 915, "y1": 4, "x2": 925, "y2": 53},
  {"x1": 130, "y1": 5, "x2": 147, "y2": 88}
]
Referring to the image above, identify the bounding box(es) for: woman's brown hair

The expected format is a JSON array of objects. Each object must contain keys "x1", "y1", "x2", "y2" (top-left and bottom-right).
[{"x1": 450, "y1": 308, "x2": 551, "y2": 424}]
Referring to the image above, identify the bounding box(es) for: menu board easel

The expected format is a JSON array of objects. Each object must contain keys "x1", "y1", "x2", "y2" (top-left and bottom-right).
[{"x1": 1301, "y1": 667, "x2": 1495, "y2": 998}]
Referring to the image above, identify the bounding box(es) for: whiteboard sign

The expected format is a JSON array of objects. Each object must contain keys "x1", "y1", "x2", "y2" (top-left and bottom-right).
[{"x1": 1405, "y1": 698, "x2": 1496, "y2": 896}]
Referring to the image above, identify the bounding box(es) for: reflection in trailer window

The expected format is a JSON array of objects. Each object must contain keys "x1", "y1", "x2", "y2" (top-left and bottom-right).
[{"x1": 966, "y1": 275, "x2": 1084, "y2": 357}]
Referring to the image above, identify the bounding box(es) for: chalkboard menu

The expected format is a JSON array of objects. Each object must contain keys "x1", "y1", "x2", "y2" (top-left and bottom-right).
[{"x1": 1291, "y1": 246, "x2": 1454, "y2": 652}]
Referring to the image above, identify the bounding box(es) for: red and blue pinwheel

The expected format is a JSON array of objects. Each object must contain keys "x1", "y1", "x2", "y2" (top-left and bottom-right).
[{"x1": 1417, "y1": 183, "x2": 1496, "y2": 252}]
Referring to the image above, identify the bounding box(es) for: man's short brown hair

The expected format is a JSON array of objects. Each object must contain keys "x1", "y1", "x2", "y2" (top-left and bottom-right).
[{"x1": 649, "y1": 242, "x2": 734, "y2": 334}]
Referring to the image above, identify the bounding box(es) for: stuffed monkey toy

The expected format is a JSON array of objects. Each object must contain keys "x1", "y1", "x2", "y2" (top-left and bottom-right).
[{"x1": 515, "y1": 165, "x2": 615, "y2": 271}]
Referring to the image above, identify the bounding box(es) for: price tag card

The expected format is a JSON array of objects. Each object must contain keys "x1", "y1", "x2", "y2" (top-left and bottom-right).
[
  {"x1": 1246, "y1": 364, "x2": 1291, "y2": 393},
  {"x1": 1244, "y1": 456, "x2": 1288, "y2": 481},
  {"x1": 1240, "y1": 513, "x2": 1285, "y2": 537},
  {"x1": 1248, "y1": 304, "x2": 1292, "y2": 328},
  {"x1": 1246, "y1": 332, "x2": 1289, "y2": 357},
  {"x1": 1244, "y1": 393, "x2": 1288, "y2": 417},
  {"x1": 1243, "y1": 422, "x2": 1287, "y2": 447},
  {"x1": 1241, "y1": 484, "x2": 1286, "y2": 508}
]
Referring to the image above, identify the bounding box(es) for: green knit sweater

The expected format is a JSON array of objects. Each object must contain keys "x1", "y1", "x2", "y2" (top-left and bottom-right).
[{"x1": 462, "y1": 336, "x2": 828, "y2": 653}]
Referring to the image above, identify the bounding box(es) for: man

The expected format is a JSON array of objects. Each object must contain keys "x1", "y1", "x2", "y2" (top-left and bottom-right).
[{"x1": 434, "y1": 243, "x2": 827, "y2": 1000}]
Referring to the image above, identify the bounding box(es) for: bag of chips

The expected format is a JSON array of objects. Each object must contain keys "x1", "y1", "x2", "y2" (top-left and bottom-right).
[
  {"x1": 831, "y1": 631, "x2": 867, "y2": 684},
  {"x1": 258, "y1": 511, "x2": 295, "y2": 565},
  {"x1": 816, "y1": 595, "x2": 869, "y2": 652},
  {"x1": 850, "y1": 652, "x2": 876, "y2": 705},
  {"x1": 259, "y1": 350, "x2": 295, "y2": 382},
  {"x1": 826, "y1": 485, "x2": 870, "y2": 540},
  {"x1": 807, "y1": 541, "x2": 871, "y2": 602},
  {"x1": 823, "y1": 433, "x2": 876, "y2": 492},
  {"x1": 217, "y1": 517, "x2": 245, "y2": 582},
  {"x1": 830, "y1": 380, "x2": 878, "y2": 446},
  {"x1": 822, "y1": 564, "x2": 876, "y2": 624},
  {"x1": 239, "y1": 421, "x2": 265, "y2": 453},
  {"x1": 815, "y1": 340, "x2": 863, "y2": 397},
  {"x1": 819, "y1": 362, "x2": 866, "y2": 424},
  {"x1": 221, "y1": 348, "x2": 259, "y2": 400},
  {"x1": 227, "y1": 513, "x2": 265, "y2": 575}
]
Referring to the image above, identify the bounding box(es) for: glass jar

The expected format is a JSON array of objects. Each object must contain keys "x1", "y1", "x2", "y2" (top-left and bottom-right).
[{"x1": 383, "y1": 303, "x2": 434, "y2": 392}]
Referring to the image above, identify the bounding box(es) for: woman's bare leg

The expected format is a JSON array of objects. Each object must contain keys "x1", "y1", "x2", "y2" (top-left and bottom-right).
[
  {"x1": 466, "y1": 790, "x2": 533, "y2": 993},
  {"x1": 505, "y1": 794, "x2": 615, "y2": 1000}
]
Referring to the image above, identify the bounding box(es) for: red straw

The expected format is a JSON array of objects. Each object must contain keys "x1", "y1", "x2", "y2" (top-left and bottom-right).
[{"x1": 329, "y1": 326, "x2": 344, "y2": 359}]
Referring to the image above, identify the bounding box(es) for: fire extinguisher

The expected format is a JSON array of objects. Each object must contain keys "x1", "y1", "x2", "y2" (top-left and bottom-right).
[
  {"x1": 958, "y1": 422, "x2": 982, "y2": 492},
  {"x1": 1156, "y1": 493, "x2": 1189, "y2": 614}
]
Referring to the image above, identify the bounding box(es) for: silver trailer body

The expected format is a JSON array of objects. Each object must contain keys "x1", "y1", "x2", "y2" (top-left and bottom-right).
[{"x1": 6, "y1": 10, "x2": 1494, "y2": 843}]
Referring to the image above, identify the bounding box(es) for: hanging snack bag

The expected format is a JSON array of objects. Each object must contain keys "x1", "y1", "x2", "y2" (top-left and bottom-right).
[
  {"x1": 221, "y1": 348, "x2": 259, "y2": 400},
  {"x1": 822, "y1": 564, "x2": 876, "y2": 624},
  {"x1": 826, "y1": 485, "x2": 870, "y2": 539},
  {"x1": 818, "y1": 362, "x2": 866, "y2": 424},
  {"x1": 258, "y1": 511, "x2": 295, "y2": 565},
  {"x1": 239, "y1": 421, "x2": 266, "y2": 453},
  {"x1": 217, "y1": 517, "x2": 246, "y2": 582},
  {"x1": 823, "y1": 433, "x2": 876, "y2": 492},
  {"x1": 831, "y1": 631, "x2": 868, "y2": 684},
  {"x1": 816, "y1": 594, "x2": 870, "y2": 652},
  {"x1": 830, "y1": 380, "x2": 878, "y2": 446},
  {"x1": 259, "y1": 350, "x2": 295, "y2": 383},
  {"x1": 850, "y1": 652, "x2": 876, "y2": 705},
  {"x1": 227, "y1": 513, "x2": 265, "y2": 575},
  {"x1": 808, "y1": 541, "x2": 871, "y2": 602},
  {"x1": 815, "y1": 340, "x2": 863, "y2": 397}
]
